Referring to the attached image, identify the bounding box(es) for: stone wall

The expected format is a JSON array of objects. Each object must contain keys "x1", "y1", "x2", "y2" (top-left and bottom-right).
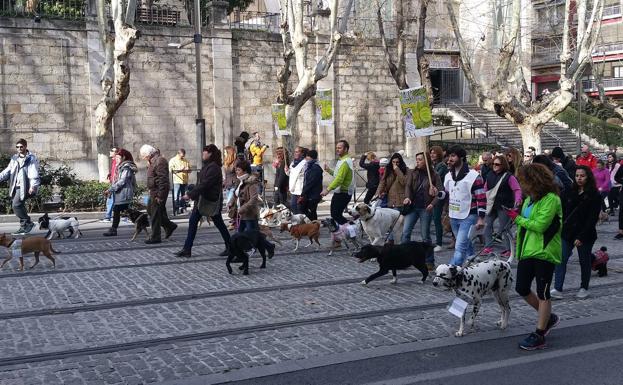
[{"x1": 0, "y1": 17, "x2": 411, "y2": 181}]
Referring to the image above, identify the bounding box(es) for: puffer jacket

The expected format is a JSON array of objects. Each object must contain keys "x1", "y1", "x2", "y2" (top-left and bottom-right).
[
  {"x1": 515, "y1": 193, "x2": 562, "y2": 265},
  {"x1": 235, "y1": 175, "x2": 260, "y2": 220},
  {"x1": 376, "y1": 168, "x2": 406, "y2": 208},
  {"x1": 0, "y1": 152, "x2": 40, "y2": 200},
  {"x1": 109, "y1": 161, "x2": 138, "y2": 205},
  {"x1": 189, "y1": 160, "x2": 222, "y2": 202},
  {"x1": 147, "y1": 153, "x2": 170, "y2": 201}
]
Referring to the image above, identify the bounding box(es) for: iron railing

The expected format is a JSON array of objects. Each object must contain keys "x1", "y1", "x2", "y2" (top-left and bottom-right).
[
  {"x1": 227, "y1": 11, "x2": 280, "y2": 33},
  {"x1": 603, "y1": 4, "x2": 621, "y2": 18},
  {"x1": 593, "y1": 42, "x2": 623, "y2": 56},
  {"x1": 532, "y1": 47, "x2": 562, "y2": 65},
  {"x1": 0, "y1": 0, "x2": 86, "y2": 20},
  {"x1": 583, "y1": 78, "x2": 623, "y2": 91}
]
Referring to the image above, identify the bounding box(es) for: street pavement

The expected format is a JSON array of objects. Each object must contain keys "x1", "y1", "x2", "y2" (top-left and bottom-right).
[{"x1": 0, "y1": 208, "x2": 622, "y2": 385}]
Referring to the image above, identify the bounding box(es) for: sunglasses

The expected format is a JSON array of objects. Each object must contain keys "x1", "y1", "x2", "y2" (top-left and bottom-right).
[
  {"x1": 15, "y1": 145, "x2": 24, "y2": 149},
  {"x1": 493, "y1": 163, "x2": 502, "y2": 166}
]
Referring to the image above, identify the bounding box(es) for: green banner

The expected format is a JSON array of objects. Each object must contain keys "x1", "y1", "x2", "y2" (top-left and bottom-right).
[
  {"x1": 271, "y1": 103, "x2": 290, "y2": 136},
  {"x1": 315, "y1": 89, "x2": 333, "y2": 124},
  {"x1": 399, "y1": 86, "x2": 434, "y2": 137}
]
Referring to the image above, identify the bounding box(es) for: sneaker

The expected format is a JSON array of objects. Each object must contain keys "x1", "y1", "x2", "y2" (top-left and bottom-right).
[
  {"x1": 23, "y1": 222, "x2": 34, "y2": 234},
  {"x1": 519, "y1": 332, "x2": 546, "y2": 351},
  {"x1": 100, "y1": 218, "x2": 112, "y2": 223},
  {"x1": 614, "y1": 233, "x2": 623, "y2": 240},
  {"x1": 433, "y1": 245, "x2": 443, "y2": 252},
  {"x1": 544, "y1": 313, "x2": 560, "y2": 336},
  {"x1": 12, "y1": 227, "x2": 26, "y2": 235},
  {"x1": 173, "y1": 249, "x2": 191, "y2": 258},
  {"x1": 549, "y1": 289, "x2": 563, "y2": 300},
  {"x1": 481, "y1": 247, "x2": 494, "y2": 255},
  {"x1": 576, "y1": 288, "x2": 589, "y2": 299}
]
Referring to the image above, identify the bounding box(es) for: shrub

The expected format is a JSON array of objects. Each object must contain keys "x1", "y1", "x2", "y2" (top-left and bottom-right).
[
  {"x1": 0, "y1": 185, "x2": 53, "y2": 214},
  {"x1": 63, "y1": 181, "x2": 109, "y2": 211},
  {"x1": 557, "y1": 107, "x2": 623, "y2": 146}
]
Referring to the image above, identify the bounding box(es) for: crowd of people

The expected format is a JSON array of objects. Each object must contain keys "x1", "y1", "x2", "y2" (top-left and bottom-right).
[{"x1": 2, "y1": 135, "x2": 619, "y2": 351}]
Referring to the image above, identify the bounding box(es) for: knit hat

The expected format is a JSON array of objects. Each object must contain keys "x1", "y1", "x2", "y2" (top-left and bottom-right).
[{"x1": 551, "y1": 146, "x2": 565, "y2": 160}]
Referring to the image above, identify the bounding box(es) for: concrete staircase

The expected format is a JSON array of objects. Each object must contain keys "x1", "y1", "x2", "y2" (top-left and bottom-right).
[{"x1": 449, "y1": 104, "x2": 580, "y2": 154}]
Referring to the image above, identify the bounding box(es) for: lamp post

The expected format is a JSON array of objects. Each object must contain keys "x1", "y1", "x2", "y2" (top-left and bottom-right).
[{"x1": 193, "y1": 0, "x2": 205, "y2": 162}]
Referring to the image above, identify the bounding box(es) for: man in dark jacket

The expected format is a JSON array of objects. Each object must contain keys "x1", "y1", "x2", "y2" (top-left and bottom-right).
[
  {"x1": 140, "y1": 144, "x2": 177, "y2": 244},
  {"x1": 300, "y1": 150, "x2": 323, "y2": 220},
  {"x1": 551, "y1": 146, "x2": 576, "y2": 178},
  {"x1": 175, "y1": 145, "x2": 231, "y2": 258},
  {"x1": 359, "y1": 152, "x2": 380, "y2": 204}
]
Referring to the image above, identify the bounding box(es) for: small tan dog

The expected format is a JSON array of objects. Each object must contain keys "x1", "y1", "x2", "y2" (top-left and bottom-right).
[
  {"x1": 0, "y1": 233, "x2": 59, "y2": 271},
  {"x1": 280, "y1": 221, "x2": 321, "y2": 251}
]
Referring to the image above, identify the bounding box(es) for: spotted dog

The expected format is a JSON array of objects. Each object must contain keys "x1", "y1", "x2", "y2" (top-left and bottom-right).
[{"x1": 432, "y1": 257, "x2": 513, "y2": 337}]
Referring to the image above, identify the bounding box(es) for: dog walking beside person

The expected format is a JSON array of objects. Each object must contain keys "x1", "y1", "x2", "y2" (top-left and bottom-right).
[
  {"x1": 103, "y1": 149, "x2": 138, "y2": 237},
  {"x1": 0, "y1": 138, "x2": 40, "y2": 235},
  {"x1": 141, "y1": 145, "x2": 177, "y2": 244}
]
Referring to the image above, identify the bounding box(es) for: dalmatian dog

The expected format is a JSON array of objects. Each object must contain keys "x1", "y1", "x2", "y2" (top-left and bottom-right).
[{"x1": 432, "y1": 257, "x2": 513, "y2": 337}]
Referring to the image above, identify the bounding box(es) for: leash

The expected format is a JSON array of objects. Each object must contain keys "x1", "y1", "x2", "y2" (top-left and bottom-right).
[
  {"x1": 382, "y1": 206, "x2": 409, "y2": 243},
  {"x1": 260, "y1": 206, "x2": 290, "y2": 220},
  {"x1": 464, "y1": 218, "x2": 515, "y2": 267}
]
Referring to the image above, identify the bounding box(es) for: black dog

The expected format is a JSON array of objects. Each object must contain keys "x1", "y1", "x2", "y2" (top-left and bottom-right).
[
  {"x1": 226, "y1": 231, "x2": 273, "y2": 275},
  {"x1": 354, "y1": 242, "x2": 431, "y2": 285},
  {"x1": 124, "y1": 208, "x2": 150, "y2": 241}
]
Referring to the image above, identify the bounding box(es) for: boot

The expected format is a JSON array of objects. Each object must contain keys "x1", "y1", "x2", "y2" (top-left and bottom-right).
[
  {"x1": 103, "y1": 228, "x2": 117, "y2": 236},
  {"x1": 174, "y1": 249, "x2": 191, "y2": 258}
]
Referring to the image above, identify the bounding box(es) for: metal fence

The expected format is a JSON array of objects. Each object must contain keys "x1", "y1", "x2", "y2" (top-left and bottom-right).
[
  {"x1": 227, "y1": 11, "x2": 281, "y2": 33},
  {"x1": 0, "y1": 0, "x2": 86, "y2": 20}
]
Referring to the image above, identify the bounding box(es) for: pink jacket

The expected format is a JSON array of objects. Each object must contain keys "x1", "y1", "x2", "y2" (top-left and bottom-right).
[{"x1": 593, "y1": 167, "x2": 611, "y2": 193}]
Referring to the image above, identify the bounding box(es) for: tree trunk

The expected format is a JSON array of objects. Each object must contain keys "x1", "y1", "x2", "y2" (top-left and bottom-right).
[{"x1": 517, "y1": 123, "x2": 542, "y2": 154}]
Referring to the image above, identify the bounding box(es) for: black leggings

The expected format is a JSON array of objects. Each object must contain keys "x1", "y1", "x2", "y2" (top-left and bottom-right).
[
  {"x1": 515, "y1": 258, "x2": 556, "y2": 300},
  {"x1": 331, "y1": 192, "x2": 351, "y2": 225},
  {"x1": 112, "y1": 203, "x2": 130, "y2": 229}
]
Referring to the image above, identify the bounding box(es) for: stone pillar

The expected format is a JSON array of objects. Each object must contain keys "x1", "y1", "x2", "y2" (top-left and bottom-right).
[
  {"x1": 210, "y1": 27, "x2": 234, "y2": 151},
  {"x1": 207, "y1": 0, "x2": 229, "y2": 26}
]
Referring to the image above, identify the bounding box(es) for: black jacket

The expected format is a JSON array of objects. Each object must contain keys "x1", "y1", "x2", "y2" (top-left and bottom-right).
[
  {"x1": 302, "y1": 160, "x2": 323, "y2": 201},
  {"x1": 359, "y1": 155, "x2": 380, "y2": 189},
  {"x1": 561, "y1": 188, "x2": 601, "y2": 244},
  {"x1": 274, "y1": 162, "x2": 289, "y2": 192},
  {"x1": 188, "y1": 160, "x2": 222, "y2": 202}
]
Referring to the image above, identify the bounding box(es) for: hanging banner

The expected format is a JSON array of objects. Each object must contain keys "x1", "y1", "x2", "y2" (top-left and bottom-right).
[
  {"x1": 399, "y1": 86, "x2": 434, "y2": 137},
  {"x1": 272, "y1": 103, "x2": 290, "y2": 136},
  {"x1": 315, "y1": 89, "x2": 333, "y2": 124}
]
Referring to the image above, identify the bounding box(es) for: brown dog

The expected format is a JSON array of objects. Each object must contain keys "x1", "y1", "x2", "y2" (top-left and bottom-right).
[
  {"x1": 0, "y1": 233, "x2": 59, "y2": 271},
  {"x1": 280, "y1": 221, "x2": 321, "y2": 251}
]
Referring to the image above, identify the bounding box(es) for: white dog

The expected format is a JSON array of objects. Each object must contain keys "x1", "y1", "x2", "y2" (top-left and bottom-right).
[
  {"x1": 37, "y1": 213, "x2": 82, "y2": 239},
  {"x1": 351, "y1": 202, "x2": 403, "y2": 245}
]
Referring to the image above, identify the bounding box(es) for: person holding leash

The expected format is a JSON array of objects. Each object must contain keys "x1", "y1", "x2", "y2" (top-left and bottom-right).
[
  {"x1": 103, "y1": 149, "x2": 138, "y2": 237},
  {"x1": 322, "y1": 140, "x2": 355, "y2": 226}
]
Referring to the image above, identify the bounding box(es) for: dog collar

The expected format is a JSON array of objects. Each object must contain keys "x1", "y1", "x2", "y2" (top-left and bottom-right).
[{"x1": 363, "y1": 210, "x2": 376, "y2": 222}]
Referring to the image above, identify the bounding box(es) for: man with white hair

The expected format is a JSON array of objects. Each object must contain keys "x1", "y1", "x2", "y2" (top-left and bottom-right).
[{"x1": 140, "y1": 144, "x2": 177, "y2": 244}]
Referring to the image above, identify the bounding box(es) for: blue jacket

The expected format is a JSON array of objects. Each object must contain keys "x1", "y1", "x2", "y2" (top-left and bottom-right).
[
  {"x1": 0, "y1": 152, "x2": 40, "y2": 200},
  {"x1": 109, "y1": 161, "x2": 138, "y2": 205},
  {"x1": 302, "y1": 160, "x2": 323, "y2": 201}
]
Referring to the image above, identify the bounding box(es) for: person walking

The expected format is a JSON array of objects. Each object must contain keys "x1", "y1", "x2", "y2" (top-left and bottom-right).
[
  {"x1": 0, "y1": 138, "x2": 40, "y2": 234},
  {"x1": 175, "y1": 145, "x2": 231, "y2": 258},
  {"x1": 508, "y1": 163, "x2": 562, "y2": 350},
  {"x1": 223, "y1": 146, "x2": 238, "y2": 206},
  {"x1": 576, "y1": 144, "x2": 598, "y2": 170},
  {"x1": 479, "y1": 151, "x2": 493, "y2": 180},
  {"x1": 141, "y1": 145, "x2": 177, "y2": 244},
  {"x1": 607, "y1": 153, "x2": 621, "y2": 215},
  {"x1": 102, "y1": 147, "x2": 118, "y2": 222},
  {"x1": 551, "y1": 146, "x2": 576, "y2": 178},
  {"x1": 441, "y1": 146, "x2": 486, "y2": 266},
  {"x1": 532, "y1": 155, "x2": 573, "y2": 195},
  {"x1": 615, "y1": 164, "x2": 623, "y2": 240},
  {"x1": 359, "y1": 151, "x2": 380, "y2": 204},
  {"x1": 550, "y1": 165, "x2": 602, "y2": 299},
  {"x1": 273, "y1": 147, "x2": 290, "y2": 207},
  {"x1": 430, "y1": 146, "x2": 448, "y2": 252},
  {"x1": 375, "y1": 152, "x2": 407, "y2": 209},
  {"x1": 300, "y1": 149, "x2": 323, "y2": 220},
  {"x1": 593, "y1": 159, "x2": 611, "y2": 212},
  {"x1": 103, "y1": 149, "x2": 138, "y2": 237},
  {"x1": 169, "y1": 148, "x2": 191, "y2": 215},
  {"x1": 249, "y1": 132, "x2": 268, "y2": 195},
  {"x1": 234, "y1": 131, "x2": 250, "y2": 160},
  {"x1": 402, "y1": 152, "x2": 442, "y2": 270},
  {"x1": 322, "y1": 140, "x2": 355, "y2": 225},
  {"x1": 288, "y1": 146, "x2": 308, "y2": 214},
  {"x1": 504, "y1": 147, "x2": 522, "y2": 175},
  {"x1": 482, "y1": 155, "x2": 522, "y2": 256}
]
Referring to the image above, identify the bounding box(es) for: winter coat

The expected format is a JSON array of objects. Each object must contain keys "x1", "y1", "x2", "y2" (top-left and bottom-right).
[
  {"x1": 359, "y1": 155, "x2": 380, "y2": 190},
  {"x1": 593, "y1": 168, "x2": 611, "y2": 193},
  {"x1": 188, "y1": 160, "x2": 222, "y2": 202},
  {"x1": 404, "y1": 168, "x2": 442, "y2": 208},
  {"x1": 223, "y1": 162, "x2": 237, "y2": 189},
  {"x1": 551, "y1": 163, "x2": 573, "y2": 194},
  {"x1": 561, "y1": 156, "x2": 577, "y2": 179},
  {"x1": 235, "y1": 175, "x2": 260, "y2": 220},
  {"x1": 576, "y1": 152, "x2": 598, "y2": 169},
  {"x1": 288, "y1": 158, "x2": 307, "y2": 195},
  {"x1": 561, "y1": 188, "x2": 601, "y2": 244},
  {"x1": 146, "y1": 153, "x2": 170, "y2": 201},
  {"x1": 0, "y1": 152, "x2": 40, "y2": 200},
  {"x1": 302, "y1": 160, "x2": 323, "y2": 201},
  {"x1": 274, "y1": 161, "x2": 289, "y2": 193},
  {"x1": 515, "y1": 193, "x2": 562, "y2": 265},
  {"x1": 109, "y1": 161, "x2": 138, "y2": 205},
  {"x1": 609, "y1": 163, "x2": 621, "y2": 188},
  {"x1": 376, "y1": 167, "x2": 406, "y2": 208}
]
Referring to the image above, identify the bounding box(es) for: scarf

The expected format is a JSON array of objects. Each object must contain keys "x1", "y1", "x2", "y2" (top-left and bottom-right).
[
  {"x1": 235, "y1": 173, "x2": 250, "y2": 208},
  {"x1": 450, "y1": 162, "x2": 469, "y2": 183}
]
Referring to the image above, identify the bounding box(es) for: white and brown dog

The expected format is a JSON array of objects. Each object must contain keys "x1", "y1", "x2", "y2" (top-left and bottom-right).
[
  {"x1": 350, "y1": 202, "x2": 403, "y2": 245},
  {"x1": 432, "y1": 256, "x2": 514, "y2": 337}
]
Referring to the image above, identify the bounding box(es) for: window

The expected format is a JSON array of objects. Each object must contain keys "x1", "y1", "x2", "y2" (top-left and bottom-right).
[{"x1": 614, "y1": 66, "x2": 623, "y2": 78}]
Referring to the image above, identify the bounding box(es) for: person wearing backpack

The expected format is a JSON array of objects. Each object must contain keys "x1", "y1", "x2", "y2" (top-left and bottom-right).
[{"x1": 482, "y1": 155, "x2": 523, "y2": 256}]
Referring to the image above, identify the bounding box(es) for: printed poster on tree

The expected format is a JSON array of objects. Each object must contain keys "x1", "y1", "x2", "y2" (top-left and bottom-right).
[
  {"x1": 315, "y1": 89, "x2": 333, "y2": 124},
  {"x1": 272, "y1": 104, "x2": 290, "y2": 136},
  {"x1": 399, "y1": 87, "x2": 434, "y2": 137}
]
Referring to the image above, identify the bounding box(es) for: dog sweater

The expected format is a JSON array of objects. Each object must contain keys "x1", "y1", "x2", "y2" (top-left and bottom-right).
[{"x1": 8, "y1": 239, "x2": 22, "y2": 258}]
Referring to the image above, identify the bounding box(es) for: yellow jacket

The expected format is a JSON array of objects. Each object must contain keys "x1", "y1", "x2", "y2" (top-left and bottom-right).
[
  {"x1": 169, "y1": 155, "x2": 191, "y2": 184},
  {"x1": 249, "y1": 142, "x2": 268, "y2": 166}
]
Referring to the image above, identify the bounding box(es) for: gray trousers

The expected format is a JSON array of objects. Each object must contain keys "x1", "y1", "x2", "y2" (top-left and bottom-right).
[
  {"x1": 12, "y1": 187, "x2": 31, "y2": 226},
  {"x1": 483, "y1": 207, "x2": 511, "y2": 251}
]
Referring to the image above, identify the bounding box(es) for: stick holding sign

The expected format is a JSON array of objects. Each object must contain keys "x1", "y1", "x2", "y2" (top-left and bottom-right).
[{"x1": 400, "y1": 86, "x2": 434, "y2": 187}]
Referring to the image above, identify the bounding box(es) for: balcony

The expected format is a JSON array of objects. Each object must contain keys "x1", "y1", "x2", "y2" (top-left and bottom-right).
[
  {"x1": 532, "y1": 47, "x2": 562, "y2": 65},
  {"x1": 583, "y1": 78, "x2": 623, "y2": 92},
  {"x1": 603, "y1": 4, "x2": 622, "y2": 19},
  {"x1": 593, "y1": 42, "x2": 623, "y2": 57},
  {"x1": 532, "y1": 20, "x2": 564, "y2": 37}
]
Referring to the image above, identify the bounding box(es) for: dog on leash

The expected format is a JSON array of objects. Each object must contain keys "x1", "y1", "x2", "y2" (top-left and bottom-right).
[
  {"x1": 320, "y1": 218, "x2": 363, "y2": 255},
  {"x1": 226, "y1": 230, "x2": 272, "y2": 275},
  {"x1": 38, "y1": 213, "x2": 82, "y2": 239},
  {"x1": 432, "y1": 256, "x2": 514, "y2": 337},
  {"x1": 124, "y1": 208, "x2": 151, "y2": 241},
  {"x1": 350, "y1": 202, "x2": 403, "y2": 245},
  {"x1": 354, "y1": 242, "x2": 430, "y2": 285},
  {"x1": 280, "y1": 221, "x2": 321, "y2": 251},
  {"x1": 0, "y1": 233, "x2": 59, "y2": 270}
]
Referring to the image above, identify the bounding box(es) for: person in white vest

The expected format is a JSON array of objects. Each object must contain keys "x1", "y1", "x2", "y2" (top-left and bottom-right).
[
  {"x1": 287, "y1": 146, "x2": 308, "y2": 214},
  {"x1": 321, "y1": 140, "x2": 355, "y2": 225},
  {"x1": 441, "y1": 146, "x2": 486, "y2": 266}
]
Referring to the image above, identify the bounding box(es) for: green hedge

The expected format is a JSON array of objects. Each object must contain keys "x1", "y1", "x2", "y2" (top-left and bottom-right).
[
  {"x1": 557, "y1": 107, "x2": 623, "y2": 146},
  {"x1": 0, "y1": 185, "x2": 52, "y2": 214}
]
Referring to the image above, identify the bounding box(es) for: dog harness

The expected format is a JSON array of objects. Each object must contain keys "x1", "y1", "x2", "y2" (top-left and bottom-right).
[{"x1": 8, "y1": 239, "x2": 22, "y2": 258}]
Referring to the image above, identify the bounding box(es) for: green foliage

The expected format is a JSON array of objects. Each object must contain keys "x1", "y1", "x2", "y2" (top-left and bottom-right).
[
  {"x1": 0, "y1": 188, "x2": 10, "y2": 214},
  {"x1": 133, "y1": 184, "x2": 147, "y2": 209},
  {"x1": 226, "y1": 0, "x2": 255, "y2": 13},
  {"x1": 0, "y1": 186, "x2": 52, "y2": 214},
  {"x1": 432, "y1": 114, "x2": 453, "y2": 126},
  {"x1": 40, "y1": 0, "x2": 85, "y2": 18},
  {"x1": 63, "y1": 181, "x2": 109, "y2": 211},
  {"x1": 556, "y1": 107, "x2": 623, "y2": 147}
]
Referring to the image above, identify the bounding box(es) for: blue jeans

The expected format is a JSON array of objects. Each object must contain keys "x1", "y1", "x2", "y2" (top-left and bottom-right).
[
  {"x1": 401, "y1": 207, "x2": 432, "y2": 244},
  {"x1": 449, "y1": 214, "x2": 477, "y2": 266},
  {"x1": 105, "y1": 194, "x2": 115, "y2": 220},
  {"x1": 554, "y1": 238, "x2": 594, "y2": 291},
  {"x1": 183, "y1": 207, "x2": 231, "y2": 251},
  {"x1": 173, "y1": 184, "x2": 187, "y2": 212},
  {"x1": 432, "y1": 203, "x2": 443, "y2": 246}
]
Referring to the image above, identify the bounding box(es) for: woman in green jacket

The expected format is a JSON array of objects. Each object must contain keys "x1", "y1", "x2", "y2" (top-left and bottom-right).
[{"x1": 506, "y1": 163, "x2": 562, "y2": 351}]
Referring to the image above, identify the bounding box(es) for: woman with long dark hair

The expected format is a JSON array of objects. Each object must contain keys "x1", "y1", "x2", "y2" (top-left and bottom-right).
[
  {"x1": 103, "y1": 149, "x2": 138, "y2": 237},
  {"x1": 550, "y1": 165, "x2": 601, "y2": 300},
  {"x1": 508, "y1": 163, "x2": 562, "y2": 350},
  {"x1": 273, "y1": 147, "x2": 290, "y2": 207},
  {"x1": 376, "y1": 152, "x2": 407, "y2": 209},
  {"x1": 175, "y1": 144, "x2": 231, "y2": 258}
]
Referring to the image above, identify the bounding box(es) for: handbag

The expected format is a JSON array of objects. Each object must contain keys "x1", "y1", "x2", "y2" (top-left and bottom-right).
[
  {"x1": 198, "y1": 194, "x2": 220, "y2": 217},
  {"x1": 485, "y1": 172, "x2": 508, "y2": 215}
]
